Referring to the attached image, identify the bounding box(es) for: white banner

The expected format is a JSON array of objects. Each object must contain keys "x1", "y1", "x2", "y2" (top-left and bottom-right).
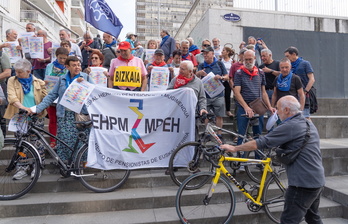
[{"x1": 85, "y1": 87, "x2": 197, "y2": 170}]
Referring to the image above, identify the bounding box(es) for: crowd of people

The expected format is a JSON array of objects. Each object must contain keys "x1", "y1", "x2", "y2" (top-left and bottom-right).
[{"x1": 0, "y1": 23, "x2": 324, "y2": 223}]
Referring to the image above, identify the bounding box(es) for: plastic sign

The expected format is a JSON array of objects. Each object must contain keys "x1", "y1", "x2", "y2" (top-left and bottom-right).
[
  {"x1": 222, "y1": 13, "x2": 241, "y2": 22},
  {"x1": 114, "y1": 66, "x2": 142, "y2": 87}
]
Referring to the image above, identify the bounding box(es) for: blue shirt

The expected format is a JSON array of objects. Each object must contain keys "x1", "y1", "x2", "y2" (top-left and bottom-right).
[
  {"x1": 293, "y1": 59, "x2": 314, "y2": 88},
  {"x1": 22, "y1": 85, "x2": 36, "y2": 108}
]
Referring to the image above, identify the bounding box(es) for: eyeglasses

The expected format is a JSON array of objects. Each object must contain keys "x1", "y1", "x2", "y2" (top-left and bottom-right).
[
  {"x1": 203, "y1": 44, "x2": 210, "y2": 47},
  {"x1": 91, "y1": 57, "x2": 99, "y2": 60}
]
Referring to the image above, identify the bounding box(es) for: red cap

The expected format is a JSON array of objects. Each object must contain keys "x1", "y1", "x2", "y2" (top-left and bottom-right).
[{"x1": 118, "y1": 41, "x2": 131, "y2": 50}]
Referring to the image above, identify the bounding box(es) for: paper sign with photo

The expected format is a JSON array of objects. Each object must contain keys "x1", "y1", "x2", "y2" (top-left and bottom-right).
[
  {"x1": 59, "y1": 79, "x2": 95, "y2": 113},
  {"x1": 149, "y1": 66, "x2": 170, "y2": 91},
  {"x1": 89, "y1": 67, "x2": 108, "y2": 87},
  {"x1": 201, "y1": 72, "x2": 225, "y2": 98},
  {"x1": 28, "y1": 37, "x2": 44, "y2": 59}
]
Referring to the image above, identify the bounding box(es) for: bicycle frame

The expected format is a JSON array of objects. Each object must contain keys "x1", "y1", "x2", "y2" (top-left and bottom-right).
[
  {"x1": 210, "y1": 155, "x2": 277, "y2": 206},
  {"x1": 16, "y1": 118, "x2": 88, "y2": 176}
]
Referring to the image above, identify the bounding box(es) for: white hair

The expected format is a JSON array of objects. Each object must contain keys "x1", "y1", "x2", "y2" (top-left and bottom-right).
[
  {"x1": 279, "y1": 96, "x2": 301, "y2": 114},
  {"x1": 181, "y1": 39, "x2": 190, "y2": 45},
  {"x1": 261, "y1": 48, "x2": 272, "y2": 55},
  {"x1": 60, "y1": 29, "x2": 71, "y2": 37},
  {"x1": 14, "y1": 59, "x2": 32, "y2": 72},
  {"x1": 181, "y1": 60, "x2": 194, "y2": 71}
]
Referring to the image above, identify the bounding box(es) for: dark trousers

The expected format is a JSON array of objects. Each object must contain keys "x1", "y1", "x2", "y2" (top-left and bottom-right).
[
  {"x1": 223, "y1": 81, "x2": 231, "y2": 112},
  {"x1": 281, "y1": 186, "x2": 323, "y2": 224}
]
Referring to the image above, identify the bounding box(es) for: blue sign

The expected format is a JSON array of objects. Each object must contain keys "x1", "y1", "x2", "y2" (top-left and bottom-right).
[{"x1": 223, "y1": 13, "x2": 241, "y2": 22}]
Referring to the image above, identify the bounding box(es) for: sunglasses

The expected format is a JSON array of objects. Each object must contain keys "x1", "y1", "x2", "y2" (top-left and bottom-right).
[
  {"x1": 91, "y1": 57, "x2": 99, "y2": 60},
  {"x1": 203, "y1": 44, "x2": 210, "y2": 47}
]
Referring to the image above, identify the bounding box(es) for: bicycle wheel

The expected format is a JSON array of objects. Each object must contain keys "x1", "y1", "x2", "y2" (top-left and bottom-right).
[
  {"x1": 0, "y1": 139, "x2": 41, "y2": 200},
  {"x1": 75, "y1": 145, "x2": 131, "y2": 193},
  {"x1": 244, "y1": 150, "x2": 265, "y2": 184},
  {"x1": 168, "y1": 141, "x2": 212, "y2": 188},
  {"x1": 176, "y1": 172, "x2": 235, "y2": 224},
  {"x1": 263, "y1": 169, "x2": 288, "y2": 224}
]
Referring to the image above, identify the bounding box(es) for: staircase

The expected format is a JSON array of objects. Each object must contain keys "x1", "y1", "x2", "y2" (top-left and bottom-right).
[{"x1": 1, "y1": 99, "x2": 348, "y2": 224}]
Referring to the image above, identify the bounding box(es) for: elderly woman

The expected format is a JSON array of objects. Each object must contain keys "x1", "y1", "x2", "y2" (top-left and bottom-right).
[
  {"x1": 34, "y1": 56, "x2": 93, "y2": 164},
  {"x1": 45, "y1": 47, "x2": 69, "y2": 148},
  {"x1": 4, "y1": 59, "x2": 47, "y2": 180},
  {"x1": 143, "y1": 39, "x2": 158, "y2": 65}
]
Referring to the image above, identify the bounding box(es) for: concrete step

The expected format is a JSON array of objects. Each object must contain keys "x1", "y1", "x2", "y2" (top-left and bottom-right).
[{"x1": 0, "y1": 195, "x2": 343, "y2": 223}]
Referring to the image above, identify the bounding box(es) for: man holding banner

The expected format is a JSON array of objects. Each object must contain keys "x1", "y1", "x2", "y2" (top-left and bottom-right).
[{"x1": 108, "y1": 41, "x2": 147, "y2": 91}]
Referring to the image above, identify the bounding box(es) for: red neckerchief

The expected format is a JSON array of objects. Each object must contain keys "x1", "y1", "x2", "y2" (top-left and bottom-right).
[
  {"x1": 117, "y1": 55, "x2": 134, "y2": 63},
  {"x1": 174, "y1": 74, "x2": 194, "y2": 89},
  {"x1": 241, "y1": 65, "x2": 259, "y2": 80},
  {"x1": 86, "y1": 40, "x2": 94, "y2": 46},
  {"x1": 152, "y1": 61, "x2": 166, "y2": 67}
]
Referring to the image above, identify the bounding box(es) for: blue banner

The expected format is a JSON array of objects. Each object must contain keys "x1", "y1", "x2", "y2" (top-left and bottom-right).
[{"x1": 85, "y1": 0, "x2": 123, "y2": 38}]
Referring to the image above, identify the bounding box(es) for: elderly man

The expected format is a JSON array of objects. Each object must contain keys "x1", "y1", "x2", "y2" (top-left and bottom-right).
[
  {"x1": 0, "y1": 29, "x2": 21, "y2": 57},
  {"x1": 101, "y1": 32, "x2": 117, "y2": 70},
  {"x1": 25, "y1": 23, "x2": 36, "y2": 33},
  {"x1": 59, "y1": 29, "x2": 82, "y2": 61},
  {"x1": 272, "y1": 58, "x2": 305, "y2": 110},
  {"x1": 168, "y1": 60, "x2": 207, "y2": 115},
  {"x1": 233, "y1": 50, "x2": 274, "y2": 145},
  {"x1": 196, "y1": 46, "x2": 228, "y2": 139},
  {"x1": 159, "y1": 30, "x2": 176, "y2": 63},
  {"x1": 108, "y1": 41, "x2": 147, "y2": 91},
  {"x1": 196, "y1": 39, "x2": 212, "y2": 65},
  {"x1": 32, "y1": 30, "x2": 52, "y2": 80},
  {"x1": 78, "y1": 32, "x2": 101, "y2": 70},
  {"x1": 284, "y1": 46, "x2": 315, "y2": 118},
  {"x1": 221, "y1": 95, "x2": 325, "y2": 224},
  {"x1": 180, "y1": 40, "x2": 198, "y2": 68},
  {"x1": 259, "y1": 49, "x2": 280, "y2": 102},
  {"x1": 212, "y1": 37, "x2": 222, "y2": 58}
]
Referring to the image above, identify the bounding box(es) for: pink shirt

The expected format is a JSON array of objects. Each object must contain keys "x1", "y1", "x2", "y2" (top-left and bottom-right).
[{"x1": 109, "y1": 57, "x2": 147, "y2": 90}]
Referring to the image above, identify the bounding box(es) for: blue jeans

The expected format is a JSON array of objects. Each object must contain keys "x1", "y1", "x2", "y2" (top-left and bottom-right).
[
  {"x1": 236, "y1": 105, "x2": 264, "y2": 145},
  {"x1": 281, "y1": 186, "x2": 323, "y2": 224},
  {"x1": 266, "y1": 89, "x2": 273, "y2": 103},
  {"x1": 33, "y1": 69, "x2": 46, "y2": 80}
]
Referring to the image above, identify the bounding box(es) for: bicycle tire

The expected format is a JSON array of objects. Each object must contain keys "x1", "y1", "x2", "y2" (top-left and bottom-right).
[
  {"x1": 168, "y1": 141, "x2": 212, "y2": 188},
  {"x1": 176, "y1": 172, "x2": 236, "y2": 224},
  {"x1": 244, "y1": 150, "x2": 265, "y2": 184},
  {"x1": 263, "y1": 168, "x2": 287, "y2": 224},
  {"x1": 0, "y1": 139, "x2": 41, "y2": 200},
  {"x1": 75, "y1": 145, "x2": 131, "y2": 193}
]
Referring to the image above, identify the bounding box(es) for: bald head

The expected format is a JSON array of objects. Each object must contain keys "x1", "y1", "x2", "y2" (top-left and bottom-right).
[{"x1": 277, "y1": 96, "x2": 301, "y2": 120}]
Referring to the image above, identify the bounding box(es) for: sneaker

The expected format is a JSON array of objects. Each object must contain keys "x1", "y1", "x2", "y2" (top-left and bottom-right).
[
  {"x1": 238, "y1": 166, "x2": 245, "y2": 172},
  {"x1": 31, "y1": 168, "x2": 42, "y2": 179},
  {"x1": 13, "y1": 166, "x2": 29, "y2": 180}
]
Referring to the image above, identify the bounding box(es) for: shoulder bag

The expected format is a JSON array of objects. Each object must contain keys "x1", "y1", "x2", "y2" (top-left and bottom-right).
[
  {"x1": 249, "y1": 73, "x2": 268, "y2": 115},
  {"x1": 275, "y1": 120, "x2": 310, "y2": 165}
]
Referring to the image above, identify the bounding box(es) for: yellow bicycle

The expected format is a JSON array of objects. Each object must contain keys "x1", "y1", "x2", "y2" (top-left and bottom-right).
[{"x1": 175, "y1": 146, "x2": 287, "y2": 224}]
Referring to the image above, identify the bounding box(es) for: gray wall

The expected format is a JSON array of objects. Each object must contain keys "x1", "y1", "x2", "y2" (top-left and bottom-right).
[{"x1": 244, "y1": 27, "x2": 348, "y2": 99}]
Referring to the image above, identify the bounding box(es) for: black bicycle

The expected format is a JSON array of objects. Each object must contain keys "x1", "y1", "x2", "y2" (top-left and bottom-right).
[{"x1": 0, "y1": 110, "x2": 130, "y2": 200}]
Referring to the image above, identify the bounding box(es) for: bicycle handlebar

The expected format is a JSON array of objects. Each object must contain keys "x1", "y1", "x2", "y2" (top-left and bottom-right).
[{"x1": 202, "y1": 146, "x2": 224, "y2": 168}]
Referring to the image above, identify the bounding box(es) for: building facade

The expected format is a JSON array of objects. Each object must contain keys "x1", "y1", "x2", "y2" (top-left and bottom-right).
[
  {"x1": 0, "y1": 0, "x2": 97, "y2": 43},
  {"x1": 135, "y1": 0, "x2": 233, "y2": 43}
]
